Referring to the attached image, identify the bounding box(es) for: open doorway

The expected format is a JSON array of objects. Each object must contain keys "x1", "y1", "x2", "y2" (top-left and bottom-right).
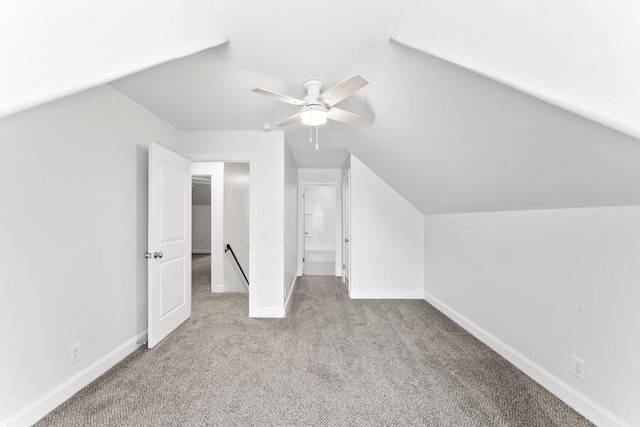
[
  {"x1": 191, "y1": 162, "x2": 250, "y2": 304},
  {"x1": 302, "y1": 185, "x2": 337, "y2": 275},
  {"x1": 191, "y1": 175, "x2": 213, "y2": 296},
  {"x1": 222, "y1": 163, "x2": 250, "y2": 292}
]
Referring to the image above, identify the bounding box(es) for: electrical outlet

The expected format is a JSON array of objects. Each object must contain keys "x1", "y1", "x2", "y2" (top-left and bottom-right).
[
  {"x1": 399, "y1": 277, "x2": 403, "y2": 286},
  {"x1": 69, "y1": 343, "x2": 81, "y2": 365},
  {"x1": 571, "y1": 355, "x2": 585, "y2": 381}
]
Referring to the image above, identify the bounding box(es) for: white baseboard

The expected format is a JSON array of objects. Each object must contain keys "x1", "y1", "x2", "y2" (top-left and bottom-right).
[
  {"x1": 211, "y1": 283, "x2": 225, "y2": 293},
  {"x1": 285, "y1": 276, "x2": 298, "y2": 315},
  {"x1": 1, "y1": 330, "x2": 147, "y2": 427},
  {"x1": 250, "y1": 306, "x2": 285, "y2": 318},
  {"x1": 191, "y1": 249, "x2": 211, "y2": 254},
  {"x1": 423, "y1": 292, "x2": 629, "y2": 427},
  {"x1": 350, "y1": 289, "x2": 424, "y2": 299}
]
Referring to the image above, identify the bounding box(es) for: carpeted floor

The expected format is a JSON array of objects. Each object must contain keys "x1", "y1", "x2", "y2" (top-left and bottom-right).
[{"x1": 36, "y1": 255, "x2": 592, "y2": 426}]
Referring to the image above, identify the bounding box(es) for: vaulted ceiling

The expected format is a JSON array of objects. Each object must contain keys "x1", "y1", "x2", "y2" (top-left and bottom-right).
[
  {"x1": 111, "y1": 0, "x2": 406, "y2": 168},
  {"x1": 4, "y1": 0, "x2": 640, "y2": 214}
]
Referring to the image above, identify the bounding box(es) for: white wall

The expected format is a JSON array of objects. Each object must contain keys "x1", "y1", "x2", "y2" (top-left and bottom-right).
[
  {"x1": 179, "y1": 131, "x2": 293, "y2": 317},
  {"x1": 424, "y1": 207, "x2": 640, "y2": 426},
  {"x1": 0, "y1": 0, "x2": 228, "y2": 118},
  {"x1": 297, "y1": 168, "x2": 343, "y2": 276},
  {"x1": 349, "y1": 156, "x2": 424, "y2": 299},
  {"x1": 192, "y1": 205, "x2": 211, "y2": 253},
  {"x1": 392, "y1": 0, "x2": 640, "y2": 141},
  {"x1": 223, "y1": 163, "x2": 250, "y2": 293},
  {"x1": 283, "y1": 144, "x2": 298, "y2": 308},
  {"x1": 0, "y1": 84, "x2": 179, "y2": 426}
]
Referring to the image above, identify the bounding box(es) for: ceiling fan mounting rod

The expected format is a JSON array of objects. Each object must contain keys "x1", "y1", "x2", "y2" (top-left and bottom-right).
[{"x1": 303, "y1": 79, "x2": 323, "y2": 99}]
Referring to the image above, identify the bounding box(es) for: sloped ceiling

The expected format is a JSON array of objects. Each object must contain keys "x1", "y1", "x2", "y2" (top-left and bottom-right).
[
  {"x1": 104, "y1": 0, "x2": 640, "y2": 213},
  {"x1": 0, "y1": 0, "x2": 228, "y2": 118},
  {"x1": 349, "y1": 43, "x2": 640, "y2": 214},
  {"x1": 392, "y1": 0, "x2": 640, "y2": 142},
  {"x1": 111, "y1": 0, "x2": 405, "y2": 168}
]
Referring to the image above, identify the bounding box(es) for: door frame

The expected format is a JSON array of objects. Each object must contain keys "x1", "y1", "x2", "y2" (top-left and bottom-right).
[
  {"x1": 184, "y1": 153, "x2": 256, "y2": 307},
  {"x1": 191, "y1": 162, "x2": 225, "y2": 292},
  {"x1": 297, "y1": 182, "x2": 341, "y2": 277},
  {"x1": 342, "y1": 171, "x2": 351, "y2": 293}
]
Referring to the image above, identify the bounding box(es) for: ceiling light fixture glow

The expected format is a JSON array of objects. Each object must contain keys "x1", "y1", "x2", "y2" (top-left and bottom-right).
[{"x1": 300, "y1": 104, "x2": 328, "y2": 126}]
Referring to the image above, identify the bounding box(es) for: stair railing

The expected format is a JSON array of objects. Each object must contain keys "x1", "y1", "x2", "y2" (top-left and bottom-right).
[{"x1": 224, "y1": 244, "x2": 249, "y2": 286}]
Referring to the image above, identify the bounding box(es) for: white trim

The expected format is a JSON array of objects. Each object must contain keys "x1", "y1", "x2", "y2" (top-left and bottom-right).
[
  {"x1": 186, "y1": 153, "x2": 256, "y2": 319},
  {"x1": 423, "y1": 292, "x2": 630, "y2": 427},
  {"x1": 350, "y1": 289, "x2": 424, "y2": 299},
  {"x1": 285, "y1": 276, "x2": 298, "y2": 315},
  {"x1": 211, "y1": 284, "x2": 225, "y2": 293},
  {"x1": 249, "y1": 306, "x2": 285, "y2": 318},
  {"x1": 297, "y1": 181, "x2": 342, "y2": 277},
  {"x1": 190, "y1": 162, "x2": 225, "y2": 297},
  {"x1": 191, "y1": 249, "x2": 211, "y2": 254},
  {"x1": 1, "y1": 331, "x2": 147, "y2": 427}
]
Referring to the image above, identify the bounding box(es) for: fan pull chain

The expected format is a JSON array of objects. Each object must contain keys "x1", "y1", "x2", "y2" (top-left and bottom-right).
[{"x1": 308, "y1": 126, "x2": 320, "y2": 149}]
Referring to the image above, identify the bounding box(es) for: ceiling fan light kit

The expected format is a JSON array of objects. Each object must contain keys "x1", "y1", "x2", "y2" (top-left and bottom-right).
[
  {"x1": 251, "y1": 74, "x2": 369, "y2": 150},
  {"x1": 300, "y1": 104, "x2": 328, "y2": 126}
]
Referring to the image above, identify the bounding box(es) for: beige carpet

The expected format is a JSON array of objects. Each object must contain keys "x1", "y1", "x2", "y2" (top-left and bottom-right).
[{"x1": 36, "y1": 255, "x2": 592, "y2": 426}]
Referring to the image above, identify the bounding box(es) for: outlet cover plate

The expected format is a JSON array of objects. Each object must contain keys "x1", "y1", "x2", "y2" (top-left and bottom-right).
[
  {"x1": 69, "y1": 343, "x2": 81, "y2": 365},
  {"x1": 572, "y1": 355, "x2": 585, "y2": 381}
]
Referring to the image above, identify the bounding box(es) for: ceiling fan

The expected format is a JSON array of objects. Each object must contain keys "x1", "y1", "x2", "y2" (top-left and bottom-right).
[{"x1": 251, "y1": 74, "x2": 369, "y2": 127}]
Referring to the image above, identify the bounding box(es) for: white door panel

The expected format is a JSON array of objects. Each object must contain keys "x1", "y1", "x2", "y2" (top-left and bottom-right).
[
  {"x1": 343, "y1": 173, "x2": 350, "y2": 293},
  {"x1": 148, "y1": 142, "x2": 191, "y2": 348}
]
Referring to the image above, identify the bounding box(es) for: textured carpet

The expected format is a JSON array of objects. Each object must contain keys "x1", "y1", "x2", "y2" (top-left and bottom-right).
[{"x1": 37, "y1": 255, "x2": 592, "y2": 426}]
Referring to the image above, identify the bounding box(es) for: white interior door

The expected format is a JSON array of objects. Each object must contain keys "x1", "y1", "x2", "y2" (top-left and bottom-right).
[
  {"x1": 343, "y1": 173, "x2": 351, "y2": 292},
  {"x1": 148, "y1": 143, "x2": 191, "y2": 348},
  {"x1": 302, "y1": 189, "x2": 308, "y2": 275}
]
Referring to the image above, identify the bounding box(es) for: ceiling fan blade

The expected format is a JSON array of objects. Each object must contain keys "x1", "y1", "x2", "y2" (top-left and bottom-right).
[
  {"x1": 277, "y1": 111, "x2": 302, "y2": 127},
  {"x1": 327, "y1": 107, "x2": 361, "y2": 124},
  {"x1": 318, "y1": 74, "x2": 369, "y2": 107},
  {"x1": 251, "y1": 87, "x2": 305, "y2": 106}
]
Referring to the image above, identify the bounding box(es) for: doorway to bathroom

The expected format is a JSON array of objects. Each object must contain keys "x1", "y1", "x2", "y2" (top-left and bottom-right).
[{"x1": 302, "y1": 185, "x2": 336, "y2": 275}]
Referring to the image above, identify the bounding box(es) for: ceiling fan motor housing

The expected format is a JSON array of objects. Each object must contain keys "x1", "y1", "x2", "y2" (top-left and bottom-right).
[{"x1": 301, "y1": 79, "x2": 328, "y2": 125}]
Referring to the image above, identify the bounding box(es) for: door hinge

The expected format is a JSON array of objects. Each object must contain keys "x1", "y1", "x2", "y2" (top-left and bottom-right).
[{"x1": 303, "y1": 257, "x2": 305, "y2": 262}]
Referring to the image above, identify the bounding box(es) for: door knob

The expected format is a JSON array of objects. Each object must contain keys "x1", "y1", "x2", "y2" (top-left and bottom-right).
[
  {"x1": 144, "y1": 252, "x2": 152, "y2": 259},
  {"x1": 154, "y1": 252, "x2": 163, "y2": 259},
  {"x1": 344, "y1": 239, "x2": 349, "y2": 243}
]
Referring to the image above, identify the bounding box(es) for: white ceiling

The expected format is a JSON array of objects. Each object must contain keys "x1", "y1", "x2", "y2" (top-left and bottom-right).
[
  {"x1": 348, "y1": 43, "x2": 640, "y2": 214},
  {"x1": 111, "y1": 0, "x2": 406, "y2": 168},
  {"x1": 110, "y1": 0, "x2": 640, "y2": 214}
]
